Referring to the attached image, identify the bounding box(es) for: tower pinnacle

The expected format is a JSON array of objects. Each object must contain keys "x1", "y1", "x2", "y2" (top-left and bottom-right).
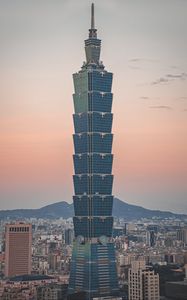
[
  {"x1": 91, "y1": 3, "x2": 95, "y2": 29},
  {"x1": 89, "y1": 3, "x2": 97, "y2": 38}
]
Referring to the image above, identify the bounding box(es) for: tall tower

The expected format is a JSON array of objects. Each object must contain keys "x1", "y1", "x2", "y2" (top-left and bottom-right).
[{"x1": 68, "y1": 4, "x2": 119, "y2": 299}]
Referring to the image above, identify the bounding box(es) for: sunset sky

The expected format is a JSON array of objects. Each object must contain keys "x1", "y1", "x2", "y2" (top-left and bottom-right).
[{"x1": 0, "y1": 0, "x2": 187, "y2": 212}]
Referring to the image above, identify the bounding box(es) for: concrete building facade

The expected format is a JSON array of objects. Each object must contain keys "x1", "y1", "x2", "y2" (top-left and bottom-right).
[
  {"x1": 128, "y1": 260, "x2": 159, "y2": 300},
  {"x1": 5, "y1": 223, "x2": 32, "y2": 277}
]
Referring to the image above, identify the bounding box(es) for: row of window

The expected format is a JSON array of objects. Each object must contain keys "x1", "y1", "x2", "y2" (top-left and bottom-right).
[
  {"x1": 74, "y1": 154, "x2": 113, "y2": 174},
  {"x1": 73, "y1": 196, "x2": 113, "y2": 217},
  {"x1": 73, "y1": 112, "x2": 113, "y2": 134},
  {"x1": 73, "y1": 133, "x2": 113, "y2": 154},
  {"x1": 73, "y1": 91, "x2": 113, "y2": 114},
  {"x1": 88, "y1": 71, "x2": 113, "y2": 93},
  {"x1": 73, "y1": 217, "x2": 113, "y2": 238},
  {"x1": 9, "y1": 227, "x2": 30, "y2": 232},
  {"x1": 73, "y1": 175, "x2": 113, "y2": 195},
  {"x1": 73, "y1": 69, "x2": 113, "y2": 92}
]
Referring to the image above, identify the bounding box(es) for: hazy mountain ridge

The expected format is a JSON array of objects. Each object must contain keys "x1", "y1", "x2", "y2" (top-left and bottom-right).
[{"x1": 0, "y1": 198, "x2": 186, "y2": 221}]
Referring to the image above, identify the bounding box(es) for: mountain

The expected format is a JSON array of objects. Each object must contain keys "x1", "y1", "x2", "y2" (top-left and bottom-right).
[
  {"x1": 0, "y1": 198, "x2": 186, "y2": 221},
  {"x1": 113, "y1": 198, "x2": 187, "y2": 220},
  {"x1": 0, "y1": 201, "x2": 73, "y2": 220}
]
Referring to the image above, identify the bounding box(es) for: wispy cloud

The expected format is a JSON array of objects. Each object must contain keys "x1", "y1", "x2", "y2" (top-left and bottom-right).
[
  {"x1": 152, "y1": 72, "x2": 187, "y2": 85},
  {"x1": 178, "y1": 96, "x2": 187, "y2": 100},
  {"x1": 140, "y1": 96, "x2": 149, "y2": 100},
  {"x1": 170, "y1": 65, "x2": 180, "y2": 70},
  {"x1": 152, "y1": 78, "x2": 169, "y2": 85},
  {"x1": 128, "y1": 58, "x2": 159, "y2": 72},
  {"x1": 128, "y1": 65, "x2": 142, "y2": 70},
  {"x1": 129, "y1": 58, "x2": 159, "y2": 63},
  {"x1": 149, "y1": 105, "x2": 172, "y2": 110},
  {"x1": 166, "y1": 73, "x2": 187, "y2": 79},
  {"x1": 175, "y1": 96, "x2": 187, "y2": 101}
]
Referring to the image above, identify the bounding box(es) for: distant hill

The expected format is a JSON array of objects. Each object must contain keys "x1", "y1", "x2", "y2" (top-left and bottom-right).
[
  {"x1": 113, "y1": 198, "x2": 187, "y2": 220},
  {"x1": 0, "y1": 198, "x2": 186, "y2": 221}
]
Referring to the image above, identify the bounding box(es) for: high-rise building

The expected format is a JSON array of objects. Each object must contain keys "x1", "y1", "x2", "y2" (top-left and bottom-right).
[
  {"x1": 65, "y1": 228, "x2": 74, "y2": 245},
  {"x1": 68, "y1": 3, "x2": 119, "y2": 299},
  {"x1": 128, "y1": 260, "x2": 160, "y2": 300},
  {"x1": 177, "y1": 228, "x2": 187, "y2": 245},
  {"x1": 146, "y1": 230, "x2": 156, "y2": 247},
  {"x1": 5, "y1": 223, "x2": 32, "y2": 277}
]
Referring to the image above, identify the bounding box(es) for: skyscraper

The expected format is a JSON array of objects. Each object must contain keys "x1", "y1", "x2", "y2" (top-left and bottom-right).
[
  {"x1": 68, "y1": 3, "x2": 119, "y2": 299},
  {"x1": 65, "y1": 228, "x2": 74, "y2": 245},
  {"x1": 5, "y1": 223, "x2": 32, "y2": 277},
  {"x1": 146, "y1": 230, "x2": 156, "y2": 247}
]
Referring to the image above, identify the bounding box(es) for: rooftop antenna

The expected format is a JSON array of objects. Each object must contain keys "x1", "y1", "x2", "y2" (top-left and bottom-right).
[
  {"x1": 91, "y1": 3, "x2": 95, "y2": 29},
  {"x1": 89, "y1": 3, "x2": 97, "y2": 38}
]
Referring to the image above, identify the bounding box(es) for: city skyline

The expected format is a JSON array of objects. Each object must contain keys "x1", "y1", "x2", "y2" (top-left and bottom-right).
[{"x1": 0, "y1": 0, "x2": 187, "y2": 213}]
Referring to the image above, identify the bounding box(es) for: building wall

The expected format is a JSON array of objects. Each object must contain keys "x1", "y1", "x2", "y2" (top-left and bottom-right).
[
  {"x1": 165, "y1": 282, "x2": 187, "y2": 300},
  {"x1": 128, "y1": 261, "x2": 159, "y2": 300},
  {"x1": 5, "y1": 223, "x2": 32, "y2": 277},
  {"x1": 177, "y1": 228, "x2": 187, "y2": 245}
]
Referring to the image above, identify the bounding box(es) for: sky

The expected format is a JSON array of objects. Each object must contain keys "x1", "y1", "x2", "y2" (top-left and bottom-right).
[{"x1": 0, "y1": 0, "x2": 187, "y2": 213}]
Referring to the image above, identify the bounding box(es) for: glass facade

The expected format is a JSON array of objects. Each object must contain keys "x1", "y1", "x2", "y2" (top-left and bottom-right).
[{"x1": 68, "y1": 4, "x2": 119, "y2": 299}]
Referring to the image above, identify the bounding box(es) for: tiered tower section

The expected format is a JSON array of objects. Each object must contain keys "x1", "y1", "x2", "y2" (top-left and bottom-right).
[{"x1": 68, "y1": 4, "x2": 119, "y2": 299}]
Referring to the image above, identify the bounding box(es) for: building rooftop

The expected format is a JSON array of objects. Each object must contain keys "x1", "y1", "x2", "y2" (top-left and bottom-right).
[
  {"x1": 8, "y1": 274, "x2": 54, "y2": 282},
  {"x1": 167, "y1": 281, "x2": 187, "y2": 286}
]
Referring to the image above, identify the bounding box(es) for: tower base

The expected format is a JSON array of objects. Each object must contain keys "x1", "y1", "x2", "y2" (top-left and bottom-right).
[{"x1": 68, "y1": 241, "x2": 119, "y2": 299}]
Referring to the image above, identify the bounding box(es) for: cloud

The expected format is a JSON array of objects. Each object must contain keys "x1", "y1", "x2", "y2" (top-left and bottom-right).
[
  {"x1": 152, "y1": 78, "x2": 169, "y2": 85},
  {"x1": 152, "y1": 72, "x2": 187, "y2": 85},
  {"x1": 140, "y1": 96, "x2": 149, "y2": 100},
  {"x1": 129, "y1": 58, "x2": 159, "y2": 63},
  {"x1": 170, "y1": 65, "x2": 179, "y2": 69},
  {"x1": 128, "y1": 65, "x2": 142, "y2": 70},
  {"x1": 166, "y1": 73, "x2": 187, "y2": 79},
  {"x1": 129, "y1": 58, "x2": 141, "y2": 62},
  {"x1": 128, "y1": 58, "x2": 159, "y2": 72},
  {"x1": 175, "y1": 96, "x2": 187, "y2": 101},
  {"x1": 149, "y1": 106, "x2": 172, "y2": 110}
]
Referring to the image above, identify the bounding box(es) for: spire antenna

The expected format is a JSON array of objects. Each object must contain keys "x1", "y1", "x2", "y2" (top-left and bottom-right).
[
  {"x1": 88, "y1": 3, "x2": 97, "y2": 39},
  {"x1": 91, "y1": 3, "x2": 95, "y2": 29}
]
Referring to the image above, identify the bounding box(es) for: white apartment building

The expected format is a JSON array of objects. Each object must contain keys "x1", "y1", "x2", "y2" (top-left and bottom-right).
[{"x1": 128, "y1": 260, "x2": 159, "y2": 300}]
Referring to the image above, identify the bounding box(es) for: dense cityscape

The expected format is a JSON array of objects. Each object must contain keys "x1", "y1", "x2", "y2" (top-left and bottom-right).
[{"x1": 0, "y1": 216, "x2": 187, "y2": 299}]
